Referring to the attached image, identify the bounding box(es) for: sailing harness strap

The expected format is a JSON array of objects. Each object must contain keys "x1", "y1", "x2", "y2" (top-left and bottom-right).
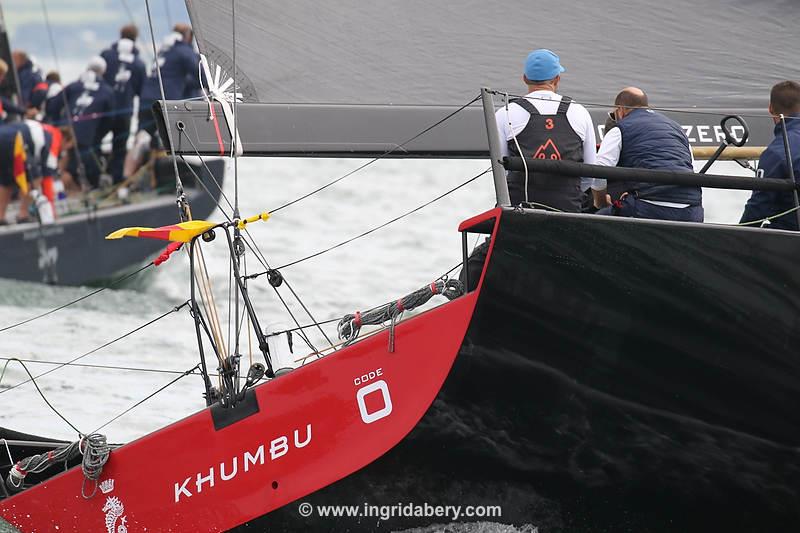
[{"x1": 337, "y1": 278, "x2": 464, "y2": 352}]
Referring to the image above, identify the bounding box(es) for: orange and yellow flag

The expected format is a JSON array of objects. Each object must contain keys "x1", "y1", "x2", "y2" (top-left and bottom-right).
[
  {"x1": 13, "y1": 131, "x2": 28, "y2": 195},
  {"x1": 106, "y1": 220, "x2": 217, "y2": 243}
]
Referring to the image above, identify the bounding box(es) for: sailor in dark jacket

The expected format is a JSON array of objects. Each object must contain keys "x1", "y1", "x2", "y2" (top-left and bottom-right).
[
  {"x1": 101, "y1": 24, "x2": 146, "y2": 183},
  {"x1": 0, "y1": 59, "x2": 26, "y2": 122},
  {"x1": 11, "y1": 50, "x2": 47, "y2": 113},
  {"x1": 740, "y1": 81, "x2": 800, "y2": 231},
  {"x1": 139, "y1": 23, "x2": 201, "y2": 138},
  {"x1": 49, "y1": 57, "x2": 114, "y2": 189},
  {"x1": 595, "y1": 87, "x2": 703, "y2": 222},
  {"x1": 42, "y1": 71, "x2": 64, "y2": 124}
]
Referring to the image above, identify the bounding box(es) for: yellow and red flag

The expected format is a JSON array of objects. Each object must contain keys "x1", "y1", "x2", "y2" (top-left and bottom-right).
[
  {"x1": 13, "y1": 131, "x2": 28, "y2": 195},
  {"x1": 106, "y1": 220, "x2": 217, "y2": 243}
]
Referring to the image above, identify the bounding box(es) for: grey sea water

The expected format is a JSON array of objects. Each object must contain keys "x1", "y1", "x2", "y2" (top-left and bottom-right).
[{"x1": 0, "y1": 158, "x2": 752, "y2": 443}]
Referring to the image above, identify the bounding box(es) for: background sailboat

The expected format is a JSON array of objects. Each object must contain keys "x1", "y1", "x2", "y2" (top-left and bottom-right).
[{"x1": 0, "y1": 0, "x2": 225, "y2": 285}]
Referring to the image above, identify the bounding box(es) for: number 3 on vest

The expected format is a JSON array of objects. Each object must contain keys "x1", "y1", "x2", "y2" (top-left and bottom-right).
[{"x1": 545, "y1": 118, "x2": 554, "y2": 130}]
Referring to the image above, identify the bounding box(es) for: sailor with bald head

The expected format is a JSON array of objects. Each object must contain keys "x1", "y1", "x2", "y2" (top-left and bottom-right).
[{"x1": 594, "y1": 87, "x2": 703, "y2": 222}]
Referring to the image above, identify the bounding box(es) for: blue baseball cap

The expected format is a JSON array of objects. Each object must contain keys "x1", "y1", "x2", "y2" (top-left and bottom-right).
[{"x1": 524, "y1": 49, "x2": 565, "y2": 82}]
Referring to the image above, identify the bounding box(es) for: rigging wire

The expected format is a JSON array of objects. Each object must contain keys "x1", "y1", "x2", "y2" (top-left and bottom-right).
[
  {"x1": 268, "y1": 94, "x2": 482, "y2": 214},
  {"x1": 260, "y1": 260, "x2": 465, "y2": 340},
  {"x1": 231, "y1": 0, "x2": 239, "y2": 213},
  {"x1": 91, "y1": 365, "x2": 200, "y2": 434},
  {"x1": 118, "y1": 0, "x2": 136, "y2": 24},
  {"x1": 174, "y1": 147, "x2": 323, "y2": 353},
  {"x1": 143, "y1": 0, "x2": 186, "y2": 219},
  {"x1": 174, "y1": 93, "x2": 486, "y2": 351},
  {"x1": 487, "y1": 89, "x2": 800, "y2": 121},
  {"x1": 163, "y1": 0, "x2": 173, "y2": 28},
  {"x1": 179, "y1": 131, "x2": 480, "y2": 350},
  {"x1": 0, "y1": 263, "x2": 153, "y2": 334},
  {"x1": 39, "y1": 0, "x2": 91, "y2": 190},
  {"x1": 261, "y1": 168, "x2": 491, "y2": 271},
  {"x1": 0, "y1": 301, "x2": 190, "y2": 396},
  {"x1": 239, "y1": 234, "x2": 332, "y2": 351},
  {"x1": 0, "y1": 358, "x2": 82, "y2": 434},
  {"x1": 736, "y1": 204, "x2": 800, "y2": 226},
  {"x1": 0, "y1": 356, "x2": 204, "y2": 376},
  {"x1": 226, "y1": 0, "x2": 243, "y2": 363}
]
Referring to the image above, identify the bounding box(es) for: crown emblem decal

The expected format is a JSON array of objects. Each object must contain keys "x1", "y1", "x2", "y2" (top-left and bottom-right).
[{"x1": 99, "y1": 478, "x2": 115, "y2": 494}]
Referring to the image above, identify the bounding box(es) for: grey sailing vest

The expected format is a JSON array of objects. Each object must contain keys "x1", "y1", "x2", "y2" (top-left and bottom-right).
[{"x1": 506, "y1": 97, "x2": 583, "y2": 212}]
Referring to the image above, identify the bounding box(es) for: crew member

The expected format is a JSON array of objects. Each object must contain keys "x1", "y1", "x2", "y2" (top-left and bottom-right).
[
  {"x1": 48, "y1": 57, "x2": 114, "y2": 189},
  {"x1": 11, "y1": 50, "x2": 47, "y2": 114},
  {"x1": 0, "y1": 126, "x2": 27, "y2": 224},
  {"x1": 101, "y1": 24, "x2": 146, "y2": 183},
  {"x1": 740, "y1": 80, "x2": 800, "y2": 230},
  {"x1": 139, "y1": 23, "x2": 201, "y2": 139},
  {"x1": 594, "y1": 87, "x2": 703, "y2": 222},
  {"x1": 460, "y1": 49, "x2": 596, "y2": 292},
  {"x1": 43, "y1": 70, "x2": 63, "y2": 123},
  {"x1": 495, "y1": 48, "x2": 596, "y2": 212},
  {"x1": 0, "y1": 59, "x2": 26, "y2": 122}
]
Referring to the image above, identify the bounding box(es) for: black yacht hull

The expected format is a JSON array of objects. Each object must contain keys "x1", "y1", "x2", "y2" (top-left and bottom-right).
[
  {"x1": 238, "y1": 209, "x2": 800, "y2": 532},
  {"x1": 0, "y1": 158, "x2": 225, "y2": 285}
]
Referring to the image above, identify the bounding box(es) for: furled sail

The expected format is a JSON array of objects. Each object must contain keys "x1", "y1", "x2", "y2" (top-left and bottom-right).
[{"x1": 157, "y1": 0, "x2": 799, "y2": 156}]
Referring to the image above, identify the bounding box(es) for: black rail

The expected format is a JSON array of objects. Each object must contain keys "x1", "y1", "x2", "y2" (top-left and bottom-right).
[{"x1": 502, "y1": 157, "x2": 798, "y2": 192}]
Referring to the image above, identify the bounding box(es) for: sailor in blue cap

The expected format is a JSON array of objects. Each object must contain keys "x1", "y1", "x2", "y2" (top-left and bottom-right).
[{"x1": 495, "y1": 48, "x2": 596, "y2": 212}]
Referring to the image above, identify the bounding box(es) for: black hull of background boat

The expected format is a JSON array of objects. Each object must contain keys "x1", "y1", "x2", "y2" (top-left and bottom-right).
[
  {"x1": 0, "y1": 159, "x2": 225, "y2": 286},
  {"x1": 237, "y1": 209, "x2": 800, "y2": 532}
]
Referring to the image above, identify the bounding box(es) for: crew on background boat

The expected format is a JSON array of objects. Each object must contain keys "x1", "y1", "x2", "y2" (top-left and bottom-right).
[
  {"x1": 42, "y1": 70, "x2": 63, "y2": 123},
  {"x1": 11, "y1": 50, "x2": 47, "y2": 115},
  {"x1": 0, "y1": 127, "x2": 29, "y2": 224},
  {"x1": 739, "y1": 80, "x2": 800, "y2": 231},
  {"x1": 5, "y1": 119, "x2": 56, "y2": 221},
  {"x1": 139, "y1": 23, "x2": 201, "y2": 141},
  {"x1": 594, "y1": 87, "x2": 703, "y2": 222},
  {"x1": 48, "y1": 56, "x2": 114, "y2": 189},
  {"x1": 101, "y1": 24, "x2": 146, "y2": 184},
  {"x1": 0, "y1": 24, "x2": 202, "y2": 224},
  {"x1": 495, "y1": 48, "x2": 596, "y2": 212},
  {"x1": 0, "y1": 59, "x2": 25, "y2": 122}
]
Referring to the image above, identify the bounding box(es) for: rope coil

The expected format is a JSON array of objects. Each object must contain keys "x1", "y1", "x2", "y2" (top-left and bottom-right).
[
  {"x1": 6, "y1": 433, "x2": 110, "y2": 499},
  {"x1": 79, "y1": 433, "x2": 110, "y2": 499},
  {"x1": 337, "y1": 278, "x2": 464, "y2": 352}
]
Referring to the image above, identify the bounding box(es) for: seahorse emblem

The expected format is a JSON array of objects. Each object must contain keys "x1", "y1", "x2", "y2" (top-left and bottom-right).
[{"x1": 102, "y1": 496, "x2": 128, "y2": 533}]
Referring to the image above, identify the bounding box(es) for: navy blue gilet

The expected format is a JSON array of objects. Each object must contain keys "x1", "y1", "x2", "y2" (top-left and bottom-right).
[
  {"x1": 610, "y1": 108, "x2": 700, "y2": 205},
  {"x1": 506, "y1": 97, "x2": 583, "y2": 212}
]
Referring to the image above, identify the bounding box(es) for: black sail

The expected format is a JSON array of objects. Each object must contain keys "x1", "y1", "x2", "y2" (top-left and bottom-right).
[{"x1": 158, "y1": 0, "x2": 799, "y2": 156}]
